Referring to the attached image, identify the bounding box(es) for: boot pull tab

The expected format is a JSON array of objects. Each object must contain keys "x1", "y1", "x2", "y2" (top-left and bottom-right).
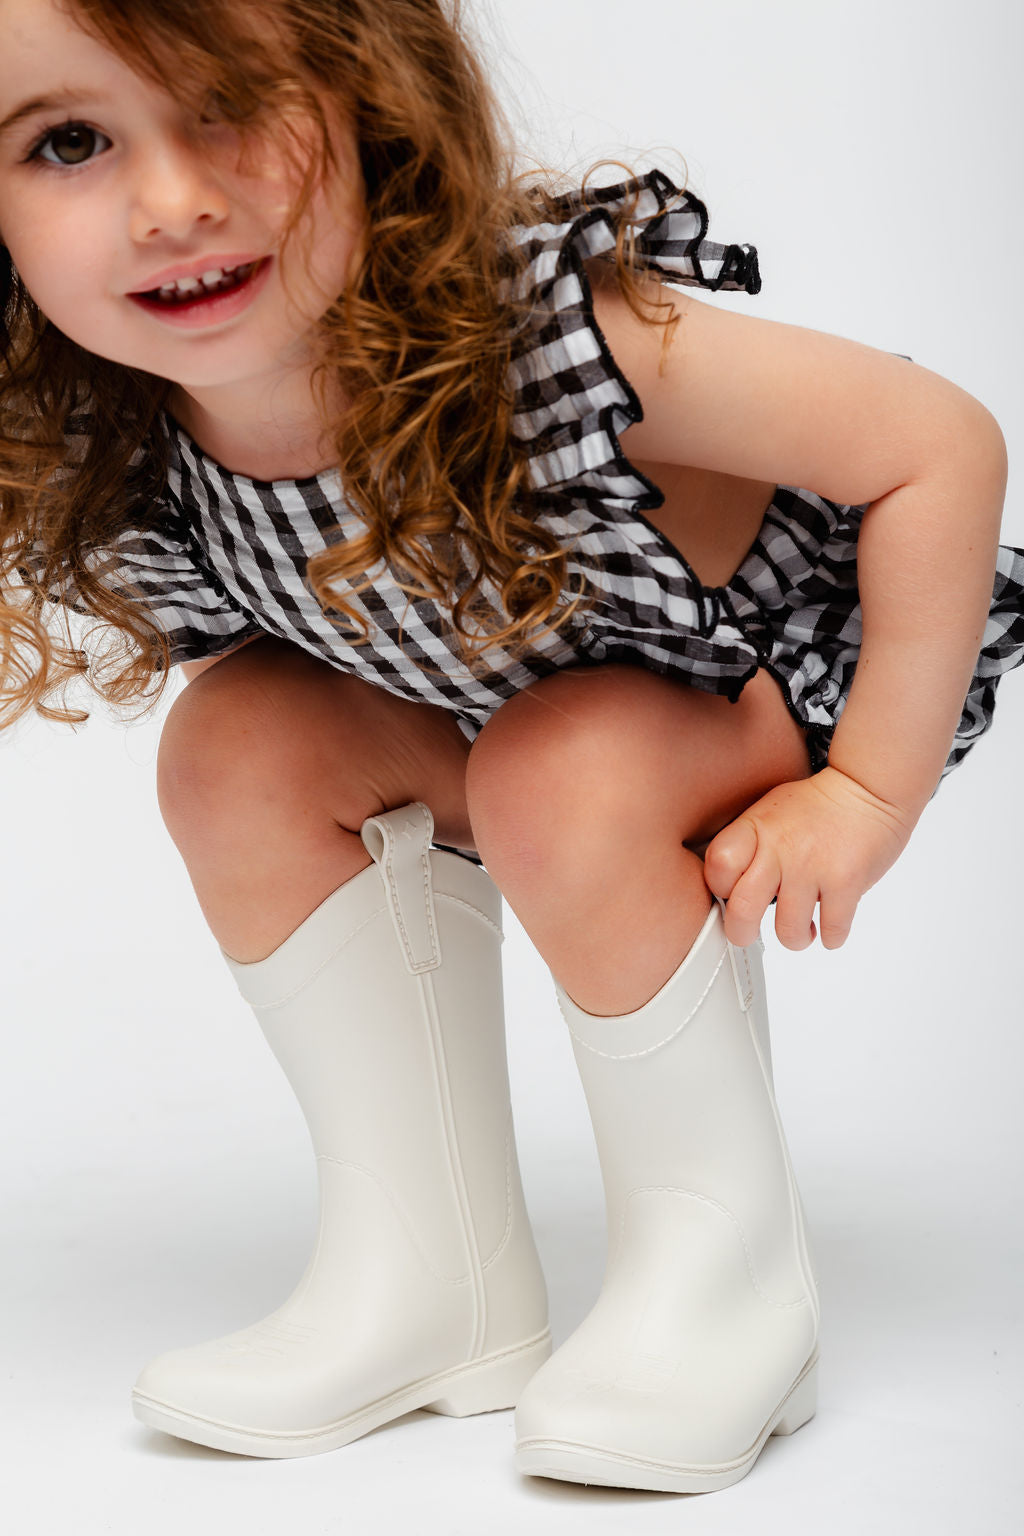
[
  {"x1": 714, "y1": 897, "x2": 760, "y2": 1012},
  {"x1": 360, "y1": 802, "x2": 441, "y2": 975},
  {"x1": 727, "y1": 942, "x2": 755, "y2": 1012}
]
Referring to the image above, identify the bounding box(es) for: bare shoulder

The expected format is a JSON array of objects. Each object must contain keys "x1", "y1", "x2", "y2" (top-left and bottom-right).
[
  {"x1": 586, "y1": 258, "x2": 1005, "y2": 504},
  {"x1": 179, "y1": 632, "x2": 266, "y2": 684}
]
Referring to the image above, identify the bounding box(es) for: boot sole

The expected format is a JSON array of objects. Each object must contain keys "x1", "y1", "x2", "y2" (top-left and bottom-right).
[
  {"x1": 514, "y1": 1352, "x2": 818, "y2": 1494},
  {"x1": 131, "y1": 1327, "x2": 552, "y2": 1458}
]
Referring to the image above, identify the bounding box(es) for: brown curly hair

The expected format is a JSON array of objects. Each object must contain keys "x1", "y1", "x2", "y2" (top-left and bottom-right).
[{"x1": 0, "y1": 0, "x2": 678, "y2": 730}]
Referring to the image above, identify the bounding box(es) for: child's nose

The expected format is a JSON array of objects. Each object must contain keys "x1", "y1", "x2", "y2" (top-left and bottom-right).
[{"x1": 128, "y1": 137, "x2": 230, "y2": 243}]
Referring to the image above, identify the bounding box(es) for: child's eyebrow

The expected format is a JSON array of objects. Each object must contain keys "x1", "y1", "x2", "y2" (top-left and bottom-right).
[{"x1": 0, "y1": 89, "x2": 108, "y2": 141}]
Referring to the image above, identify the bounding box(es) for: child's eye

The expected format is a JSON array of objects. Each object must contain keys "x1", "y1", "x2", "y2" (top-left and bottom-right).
[{"x1": 27, "y1": 121, "x2": 112, "y2": 169}]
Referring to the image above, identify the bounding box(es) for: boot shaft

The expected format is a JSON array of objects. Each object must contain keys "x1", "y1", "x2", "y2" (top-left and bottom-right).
[
  {"x1": 556, "y1": 901, "x2": 818, "y2": 1318},
  {"x1": 221, "y1": 802, "x2": 548, "y2": 1359}
]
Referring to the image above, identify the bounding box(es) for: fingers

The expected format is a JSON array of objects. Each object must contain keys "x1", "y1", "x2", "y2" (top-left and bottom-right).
[
  {"x1": 704, "y1": 808, "x2": 861, "y2": 951},
  {"x1": 717, "y1": 842, "x2": 781, "y2": 949},
  {"x1": 703, "y1": 818, "x2": 758, "y2": 901},
  {"x1": 718, "y1": 862, "x2": 856, "y2": 954},
  {"x1": 773, "y1": 881, "x2": 820, "y2": 950},
  {"x1": 769, "y1": 884, "x2": 858, "y2": 951},
  {"x1": 817, "y1": 888, "x2": 859, "y2": 950}
]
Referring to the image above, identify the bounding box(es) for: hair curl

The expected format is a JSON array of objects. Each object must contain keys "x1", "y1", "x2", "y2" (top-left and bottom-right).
[{"x1": 0, "y1": 0, "x2": 679, "y2": 731}]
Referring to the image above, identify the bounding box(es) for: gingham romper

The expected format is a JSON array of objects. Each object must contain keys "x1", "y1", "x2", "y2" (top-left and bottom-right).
[{"x1": 24, "y1": 172, "x2": 1024, "y2": 821}]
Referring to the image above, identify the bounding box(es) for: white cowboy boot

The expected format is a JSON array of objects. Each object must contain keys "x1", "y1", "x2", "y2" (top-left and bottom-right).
[
  {"x1": 132, "y1": 802, "x2": 550, "y2": 1457},
  {"x1": 514, "y1": 899, "x2": 819, "y2": 1493}
]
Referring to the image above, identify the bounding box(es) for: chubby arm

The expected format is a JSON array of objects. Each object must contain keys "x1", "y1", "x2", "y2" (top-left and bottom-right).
[
  {"x1": 705, "y1": 437, "x2": 1006, "y2": 951},
  {"x1": 592, "y1": 268, "x2": 1008, "y2": 946}
]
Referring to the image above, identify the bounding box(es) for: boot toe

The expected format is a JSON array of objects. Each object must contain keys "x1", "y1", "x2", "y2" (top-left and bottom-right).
[
  {"x1": 514, "y1": 1316, "x2": 818, "y2": 1491},
  {"x1": 133, "y1": 1324, "x2": 322, "y2": 1437},
  {"x1": 131, "y1": 1308, "x2": 399, "y2": 1443}
]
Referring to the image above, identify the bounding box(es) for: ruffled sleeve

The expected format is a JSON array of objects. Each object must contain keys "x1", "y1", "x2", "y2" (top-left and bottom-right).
[
  {"x1": 15, "y1": 509, "x2": 265, "y2": 668},
  {"x1": 506, "y1": 169, "x2": 761, "y2": 510}
]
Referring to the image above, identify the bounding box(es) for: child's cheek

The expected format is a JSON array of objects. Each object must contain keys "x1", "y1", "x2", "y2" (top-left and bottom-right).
[{"x1": 2, "y1": 193, "x2": 83, "y2": 306}]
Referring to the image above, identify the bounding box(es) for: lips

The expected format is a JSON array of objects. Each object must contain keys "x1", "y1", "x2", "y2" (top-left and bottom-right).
[
  {"x1": 129, "y1": 253, "x2": 265, "y2": 295},
  {"x1": 127, "y1": 255, "x2": 273, "y2": 328}
]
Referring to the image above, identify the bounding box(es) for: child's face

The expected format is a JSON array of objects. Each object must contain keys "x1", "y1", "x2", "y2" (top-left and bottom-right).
[{"x1": 0, "y1": 0, "x2": 364, "y2": 398}]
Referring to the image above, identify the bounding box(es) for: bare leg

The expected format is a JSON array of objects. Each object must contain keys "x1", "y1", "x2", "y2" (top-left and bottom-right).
[
  {"x1": 156, "y1": 638, "x2": 475, "y2": 962},
  {"x1": 465, "y1": 664, "x2": 812, "y2": 1016},
  {"x1": 136, "y1": 652, "x2": 551, "y2": 1459}
]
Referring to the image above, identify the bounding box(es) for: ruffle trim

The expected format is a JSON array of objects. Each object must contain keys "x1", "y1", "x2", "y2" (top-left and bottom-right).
[{"x1": 507, "y1": 169, "x2": 761, "y2": 508}]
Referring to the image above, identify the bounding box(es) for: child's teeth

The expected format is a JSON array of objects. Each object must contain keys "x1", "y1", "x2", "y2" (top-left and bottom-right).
[{"x1": 151, "y1": 262, "x2": 255, "y2": 302}]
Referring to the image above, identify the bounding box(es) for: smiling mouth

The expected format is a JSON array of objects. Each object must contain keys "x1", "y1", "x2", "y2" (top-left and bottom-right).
[
  {"x1": 128, "y1": 256, "x2": 272, "y2": 325},
  {"x1": 140, "y1": 260, "x2": 261, "y2": 306}
]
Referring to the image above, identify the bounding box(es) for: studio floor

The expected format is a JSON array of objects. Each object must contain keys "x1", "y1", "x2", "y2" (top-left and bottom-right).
[{"x1": 3, "y1": 889, "x2": 1021, "y2": 1536}]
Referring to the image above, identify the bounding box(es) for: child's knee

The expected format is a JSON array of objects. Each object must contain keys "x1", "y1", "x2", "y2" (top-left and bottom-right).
[
  {"x1": 156, "y1": 642, "x2": 467, "y2": 850},
  {"x1": 157, "y1": 653, "x2": 288, "y2": 832},
  {"x1": 466, "y1": 665, "x2": 681, "y2": 874}
]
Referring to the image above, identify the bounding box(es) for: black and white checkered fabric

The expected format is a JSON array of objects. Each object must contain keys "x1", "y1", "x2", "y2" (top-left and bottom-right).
[{"x1": 19, "y1": 170, "x2": 1024, "y2": 793}]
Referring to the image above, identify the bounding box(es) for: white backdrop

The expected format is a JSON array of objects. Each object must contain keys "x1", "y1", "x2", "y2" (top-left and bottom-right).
[{"x1": 2, "y1": 2, "x2": 1022, "y2": 1532}]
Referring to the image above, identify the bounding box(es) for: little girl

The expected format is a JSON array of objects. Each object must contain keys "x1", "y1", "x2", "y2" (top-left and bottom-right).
[{"x1": 2, "y1": 0, "x2": 1021, "y2": 1497}]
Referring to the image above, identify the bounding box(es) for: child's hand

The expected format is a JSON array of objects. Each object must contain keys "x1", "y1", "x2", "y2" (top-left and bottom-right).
[{"x1": 702, "y1": 765, "x2": 916, "y2": 950}]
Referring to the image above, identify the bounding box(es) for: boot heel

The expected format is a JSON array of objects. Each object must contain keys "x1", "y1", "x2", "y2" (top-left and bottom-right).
[
  {"x1": 423, "y1": 1331, "x2": 552, "y2": 1417},
  {"x1": 772, "y1": 1359, "x2": 818, "y2": 1437}
]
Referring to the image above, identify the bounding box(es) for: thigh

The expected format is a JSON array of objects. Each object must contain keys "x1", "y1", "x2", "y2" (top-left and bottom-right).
[{"x1": 157, "y1": 635, "x2": 477, "y2": 853}]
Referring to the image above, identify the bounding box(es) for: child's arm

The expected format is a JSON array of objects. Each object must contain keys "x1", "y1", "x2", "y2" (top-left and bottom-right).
[
  {"x1": 704, "y1": 441, "x2": 1008, "y2": 950},
  {"x1": 594, "y1": 272, "x2": 1008, "y2": 948}
]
